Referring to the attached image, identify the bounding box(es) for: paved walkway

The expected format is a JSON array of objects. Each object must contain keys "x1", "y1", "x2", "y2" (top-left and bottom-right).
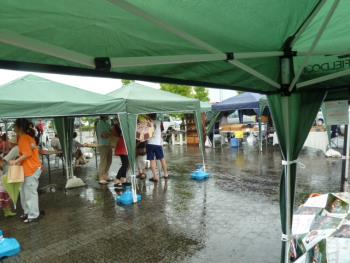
[{"x1": 1, "y1": 145, "x2": 343, "y2": 263}]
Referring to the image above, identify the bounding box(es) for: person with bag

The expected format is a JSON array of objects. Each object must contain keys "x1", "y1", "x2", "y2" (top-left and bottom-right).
[
  {"x1": 0, "y1": 136, "x2": 19, "y2": 218},
  {"x1": 113, "y1": 121, "x2": 128, "y2": 190},
  {"x1": 10, "y1": 118, "x2": 42, "y2": 223}
]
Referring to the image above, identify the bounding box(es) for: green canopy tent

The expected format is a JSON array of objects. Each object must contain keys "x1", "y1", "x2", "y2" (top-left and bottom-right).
[
  {"x1": 0, "y1": 75, "x2": 125, "y2": 188},
  {"x1": 108, "y1": 82, "x2": 205, "y2": 176},
  {"x1": 0, "y1": 1, "x2": 350, "y2": 262},
  {"x1": 200, "y1": 101, "x2": 212, "y2": 113}
]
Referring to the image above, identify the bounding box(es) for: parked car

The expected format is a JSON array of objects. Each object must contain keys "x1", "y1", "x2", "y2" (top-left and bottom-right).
[{"x1": 227, "y1": 111, "x2": 255, "y2": 124}]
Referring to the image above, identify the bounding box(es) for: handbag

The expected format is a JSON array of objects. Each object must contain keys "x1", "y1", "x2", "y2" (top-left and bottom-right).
[{"x1": 7, "y1": 165, "x2": 24, "y2": 183}]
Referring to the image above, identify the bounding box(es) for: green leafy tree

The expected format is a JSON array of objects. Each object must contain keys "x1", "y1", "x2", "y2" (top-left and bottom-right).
[
  {"x1": 121, "y1": 79, "x2": 134, "y2": 85},
  {"x1": 193, "y1": 87, "x2": 209, "y2": 101},
  {"x1": 160, "y1": 84, "x2": 210, "y2": 119},
  {"x1": 160, "y1": 84, "x2": 209, "y2": 102},
  {"x1": 160, "y1": 83, "x2": 193, "y2": 97}
]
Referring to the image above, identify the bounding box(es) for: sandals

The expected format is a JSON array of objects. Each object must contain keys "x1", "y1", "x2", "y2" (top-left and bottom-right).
[
  {"x1": 24, "y1": 217, "x2": 39, "y2": 224},
  {"x1": 137, "y1": 172, "x2": 146, "y2": 179},
  {"x1": 114, "y1": 183, "x2": 123, "y2": 190},
  {"x1": 20, "y1": 214, "x2": 28, "y2": 220},
  {"x1": 149, "y1": 178, "x2": 159, "y2": 182},
  {"x1": 99, "y1": 180, "x2": 108, "y2": 185}
]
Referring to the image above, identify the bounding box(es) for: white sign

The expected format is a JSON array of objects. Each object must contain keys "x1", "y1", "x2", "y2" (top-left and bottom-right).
[{"x1": 323, "y1": 100, "x2": 349, "y2": 125}]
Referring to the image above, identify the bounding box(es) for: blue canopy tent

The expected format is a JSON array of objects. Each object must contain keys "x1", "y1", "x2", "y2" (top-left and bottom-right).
[
  {"x1": 212, "y1": 92, "x2": 270, "y2": 151},
  {"x1": 212, "y1": 92, "x2": 266, "y2": 117}
]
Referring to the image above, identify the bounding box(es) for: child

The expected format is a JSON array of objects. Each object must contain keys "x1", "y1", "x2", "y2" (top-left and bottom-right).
[
  {"x1": 136, "y1": 141, "x2": 147, "y2": 179},
  {"x1": 0, "y1": 159, "x2": 16, "y2": 217},
  {"x1": 72, "y1": 132, "x2": 88, "y2": 166}
]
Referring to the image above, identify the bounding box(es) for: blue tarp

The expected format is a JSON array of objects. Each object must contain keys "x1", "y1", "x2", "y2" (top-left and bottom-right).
[{"x1": 212, "y1": 92, "x2": 266, "y2": 113}]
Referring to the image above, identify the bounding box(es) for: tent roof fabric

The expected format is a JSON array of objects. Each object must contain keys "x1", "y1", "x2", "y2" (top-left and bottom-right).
[
  {"x1": 0, "y1": 75, "x2": 124, "y2": 118},
  {"x1": 212, "y1": 92, "x2": 266, "y2": 112},
  {"x1": 108, "y1": 82, "x2": 200, "y2": 114},
  {"x1": 0, "y1": 1, "x2": 349, "y2": 98},
  {"x1": 200, "y1": 101, "x2": 212, "y2": 112}
]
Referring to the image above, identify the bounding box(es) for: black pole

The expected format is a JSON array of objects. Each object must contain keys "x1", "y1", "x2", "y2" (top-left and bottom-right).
[{"x1": 340, "y1": 125, "x2": 348, "y2": 191}]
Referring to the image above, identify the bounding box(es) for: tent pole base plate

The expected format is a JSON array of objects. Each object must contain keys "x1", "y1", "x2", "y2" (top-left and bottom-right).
[{"x1": 65, "y1": 176, "x2": 86, "y2": 189}]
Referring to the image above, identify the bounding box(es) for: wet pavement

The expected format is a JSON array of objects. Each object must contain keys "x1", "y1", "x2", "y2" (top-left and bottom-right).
[{"x1": 0, "y1": 144, "x2": 344, "y2": 263}]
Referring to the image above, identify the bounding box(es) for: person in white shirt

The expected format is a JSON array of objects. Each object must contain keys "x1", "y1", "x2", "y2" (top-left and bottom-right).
[
  {"x1": 2, "y1": 136, "x2": 19, "y2": 174},
  {"x1": 146, "y1": 114, "x2": 169, "y2": 182}
]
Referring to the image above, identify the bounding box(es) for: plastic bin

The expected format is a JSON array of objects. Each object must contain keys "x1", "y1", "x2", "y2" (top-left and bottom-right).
[{"x1": 231, "y1": 138, "x2": 239, "y2": 148}]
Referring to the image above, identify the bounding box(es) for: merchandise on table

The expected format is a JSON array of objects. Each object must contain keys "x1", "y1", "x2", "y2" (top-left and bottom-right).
[{"x1": 291, "y1": 193, "x2": 350, "y2": 262}]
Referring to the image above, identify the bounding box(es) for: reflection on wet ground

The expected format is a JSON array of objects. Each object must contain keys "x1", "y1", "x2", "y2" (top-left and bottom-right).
[{"x1": 1, "y1": 144, "x2": 343, "y2": 263}]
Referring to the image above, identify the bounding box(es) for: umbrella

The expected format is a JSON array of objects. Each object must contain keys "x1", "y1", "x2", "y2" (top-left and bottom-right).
[
  {"x1": 136, "y1": 117, "x2": 155, "y2": 142},
  {"x1": 291, "y1": 193, "x2": 350, "y2": 263},
  {"x1": 2, "y1": 175, "x2": 22, "y2": 209}
]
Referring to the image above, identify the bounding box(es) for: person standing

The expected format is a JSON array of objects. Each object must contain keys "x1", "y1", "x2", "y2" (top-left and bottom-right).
[
  {"x1": 219, "y1": 112, "x2": 230, "y2": 144},
  {"x1": 147, "y1": 114, "x2": 169, "y2": 182},
  {"x1": 113, "y1": 122, "x2": 128, "y2": 190},
  {"x1": 2, "y1": 136, "x2": 20, "y2": 173},
  {"x1": 51, "y1": 134, "x2": 62, "y2": 168},
  {"x1": 72, "y1": 132, "x2": 88, "y2": 166},
  {"x1": 136, "y1": 141, "x2": 147, "y2": 179},
  {"x1": 11, "y1": 118, "x2": 42, "y2": 223},
  {"x1": 0, "y1": 136, "x2": 19, "y2": 218},
  {"x1": 95, "y1": 116, "x2": 112, "y2": 184},
  {"x1": 0, "y1": 134, "x2": 9, "y2": 154}
]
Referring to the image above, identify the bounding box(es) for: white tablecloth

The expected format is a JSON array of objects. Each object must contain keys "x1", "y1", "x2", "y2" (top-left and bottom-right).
[{"x1": 273, "y1": 131, "x2": 329, "y2": 153}]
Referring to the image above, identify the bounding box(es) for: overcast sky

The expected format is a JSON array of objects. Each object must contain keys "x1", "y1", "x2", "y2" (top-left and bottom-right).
[{"x1": 0, "y1": 69, "x2": 237, "y2": 103}]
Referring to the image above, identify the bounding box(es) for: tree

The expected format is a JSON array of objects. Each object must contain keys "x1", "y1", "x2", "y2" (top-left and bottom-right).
[
  {"x1": 160, "y1": 83, "x2": 193, "y2": 97},
  {"x1": 160, "y1": 84, "x2": 209, "y2": 102},
  {"x1": 121, "y1": 79, "x2": 134, "y2": 85},
  {"x1": 193, "y1": 87, "x2": 209, "y2": 102}
]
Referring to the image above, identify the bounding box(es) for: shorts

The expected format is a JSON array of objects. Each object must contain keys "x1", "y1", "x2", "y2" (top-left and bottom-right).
[
  {"x1": 146, "y1": 144, "x2": 164, "y2": 160},
  {"x1": 137, "y1": 155, "x2": 147, "y2": 169}
]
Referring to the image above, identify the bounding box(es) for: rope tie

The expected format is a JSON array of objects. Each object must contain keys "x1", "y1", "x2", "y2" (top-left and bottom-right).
[
  {"x1": 281, "y1": 159, "x2": 305, "y2": 169},
  {"x1": 281, "y1": 234, "x2": 292, "y2": 242}
]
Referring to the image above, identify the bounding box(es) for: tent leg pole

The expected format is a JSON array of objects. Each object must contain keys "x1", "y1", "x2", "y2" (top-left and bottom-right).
[
  {"x1": 284, "y1": 163, "x2": 291, "y2": 263},
  {"x1": 4, "y1": 121, "x2": 8, "y2": 152},
  {"x1": 258, "y1": 115, "x2": 262, "y2": 152},
  {"x1": 266, "y1": 123, "x2": 268, "y2": 151},
  {"x1": 284, "y1": 142, "x2": 292, "y2": 263},
  {"x1": 341, "y1": 125, "x2": 349, "y2": 191},
  {"x1": 281, "y1": 95, "x2": 293, "y2": 263}
]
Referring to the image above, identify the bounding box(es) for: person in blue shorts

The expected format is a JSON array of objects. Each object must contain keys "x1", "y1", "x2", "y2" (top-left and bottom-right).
[{"x1": 147, "y1": 114, "x2": 169, "y2": 182}]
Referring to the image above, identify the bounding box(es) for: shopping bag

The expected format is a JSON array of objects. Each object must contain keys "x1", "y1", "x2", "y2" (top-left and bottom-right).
[
  {"x1": 7, "y1": 165, "x2": 24, "y2": 183},
  {"x1": 205, "y1": 136, "x2": 212, "y2": 148}
]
